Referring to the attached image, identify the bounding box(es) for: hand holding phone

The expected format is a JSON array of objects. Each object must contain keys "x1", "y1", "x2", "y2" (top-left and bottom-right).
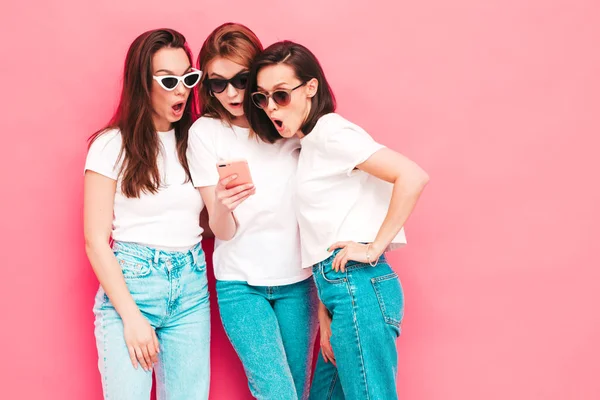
[
  {"x1": 214, "y1": 159, "x2": 255, "y2": 212},
  {"x1": 217, "y1": 159, "x2": 253, "y2": 189}
]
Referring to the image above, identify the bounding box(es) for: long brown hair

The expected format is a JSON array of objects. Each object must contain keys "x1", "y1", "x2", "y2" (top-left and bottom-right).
[
  {"x1": 245, "y1": 41, "x2": 336, "y2": 143},
  {"x1": 197, "y1": 23, "x2": 263, "y2": 125},
  {"x1": 89, "y1": 28, "x2": 197, "y2": 198}
]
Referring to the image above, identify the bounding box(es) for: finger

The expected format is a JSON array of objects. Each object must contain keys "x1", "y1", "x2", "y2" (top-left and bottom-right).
[
  {"x1": 224, "y1": 183, "x2": 254, "y2": 197},
  {"x1": 226, "y1": 191, "x2": 255, "y2": 210},
  {"x1": 340, "y1": 253, "x2": 350, "y2": 273},
  {"x1": 327, "y1": 241, "x2": 349, "y2": 252},
  {"x1": 134, "y1": 347, "x2": 149, "y2": 371},
  {"x1": 225, "y1": 188, "x2": 256, "y2": 205},
  {"x1": 323, "y1": 344, "x2": 336, "y2": 366},
  {"x1": 153, "y1": 330, "x2": 160, "y2": 354},
  {"x1": 127, "y1": 345, "x2": 138, "y2": 369},
  {"x1": 330, "y1": 354, "x2": 337, "y2": 367},
  {"x1": 332, "y1": 249, "x2": 346, "y2": 272},
  {"x1": 141, "y1": 346, "x2": 153, "y2": 371},
  {"x1": 147, "y1": 341, "x2": 159, "y2": 365},
  {"x1": 218, "y1": 174, "x2": 238, "y2": 188},
  {"x1": 321, "y1": 348, "x2": 329, "y2": 363},
  {"x1": 332, "y1": 254, "x2": 340, "y2": 272}
]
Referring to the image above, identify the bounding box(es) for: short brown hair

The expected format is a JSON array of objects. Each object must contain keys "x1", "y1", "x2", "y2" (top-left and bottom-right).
[
  {"x1": 245, "y1": 41, "x2": 337, "y2": 143},
  {"x1": 196, "y1": 23, "x2": 263, "y2": 125}
]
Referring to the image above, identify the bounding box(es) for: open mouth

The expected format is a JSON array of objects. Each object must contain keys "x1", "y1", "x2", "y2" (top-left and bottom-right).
[
  {"x1": 172, "y1": 102, "x2": 184, "y2": 113},
  {"x1": 230, "y1": 102, "x2": 242, "y2": 108},
  {"x1": 273, "y1": 119, "x2": 283, "y2": 131}
]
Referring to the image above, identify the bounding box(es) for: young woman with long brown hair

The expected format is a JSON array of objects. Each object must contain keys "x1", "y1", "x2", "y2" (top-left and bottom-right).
[
  {"x1": 84, "y1": 28, "x2": 210, "y2": 399},
  {"x1": 187, "y1": 23, "x2": 318, "y2": 400}
]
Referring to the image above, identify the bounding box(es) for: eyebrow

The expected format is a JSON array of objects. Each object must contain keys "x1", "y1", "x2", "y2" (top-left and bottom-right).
[
  {"x1": 257, "y1": 81, "x2": 293, "y2": 91},
  {"x1": 209, "y1": 70, "x2": 249, "y2": 79},
  {"x1": 154, "y1": 65, "x2": 192, "y2": 75}
]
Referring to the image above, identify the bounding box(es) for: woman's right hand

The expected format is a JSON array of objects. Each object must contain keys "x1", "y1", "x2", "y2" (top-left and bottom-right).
[
  {"x1": 123, "y1": 313, "x2": 160, "y2": 371},
  {"x1": 318, "y1": 303, "x2": 336, "y2": 366},
  {"x1": 214, "y1": 174, "x2": 256, "y2": 212}
]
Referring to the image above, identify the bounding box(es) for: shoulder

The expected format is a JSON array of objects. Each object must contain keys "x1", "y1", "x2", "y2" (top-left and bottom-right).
[
  {"x1": 310, "y1": 113, "x2": 370, "y2": 145},
  {"x1": 189, "y1": 116, "x2": 227, "y2": 136},
  {"x1": 88, "y1": 128, "x2": 123, "y2": 154}
]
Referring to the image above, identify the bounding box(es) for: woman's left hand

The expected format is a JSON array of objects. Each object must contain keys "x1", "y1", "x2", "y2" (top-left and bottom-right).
[{"x1": 328, "y1": 241, "x2": 382, "y2": 272}]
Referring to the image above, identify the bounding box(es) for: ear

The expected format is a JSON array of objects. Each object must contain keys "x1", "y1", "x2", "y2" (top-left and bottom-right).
[{"x1": 306, "y1": 78, "x2": 319, "y2": 98}]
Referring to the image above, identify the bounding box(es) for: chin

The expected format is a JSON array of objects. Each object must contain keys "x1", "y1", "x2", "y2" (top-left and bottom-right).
[{"x1": 226, "y1": 107, "x2": 244, "y2": 117}]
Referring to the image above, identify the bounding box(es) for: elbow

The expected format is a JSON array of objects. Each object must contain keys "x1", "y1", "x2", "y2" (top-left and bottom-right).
[
  {"x1": 418, "y1": 168, "x2": 430, "y2": 188},
  {"x1": 209, "y1": 223, "x2": 235, "y2": 242},
  {"x1": 399, "y1": 166, "x2": 429, "y2": 195},
  {"x1": 84, "y1": 234, "x2": 110, "y2": 259}
]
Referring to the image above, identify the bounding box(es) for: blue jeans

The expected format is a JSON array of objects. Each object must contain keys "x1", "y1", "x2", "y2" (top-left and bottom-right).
[
  {"x1": 216, "y1": 277, "x2": 319, "y2": 400},
  {"x1": 309, "y1": 252, "x2": 404, "y2": 400},
  {"x1": 93, "y1": 241, "x2": 211, "y2": 400}
]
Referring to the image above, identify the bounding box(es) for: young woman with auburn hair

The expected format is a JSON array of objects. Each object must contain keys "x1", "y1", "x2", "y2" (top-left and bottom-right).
[{"x1": 187, "y1": 23, "x2": 318, "y2": 400}]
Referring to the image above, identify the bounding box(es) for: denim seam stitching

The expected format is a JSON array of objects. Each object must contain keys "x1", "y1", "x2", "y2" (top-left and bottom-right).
[
  {"x1": 347, "y1": 279, "x2": 370, "y2": 399},
  {"x1": 99, "y1": 312, "x2": 109, "y2": 398},
  {"x1": 320, "y1": 265, "x2": 347, "y2": 284},
  {"x1": 327, "y1": 370, "x2": 340, "y2": 400},
  {"x1": 371, "y1": 273, "x2": 401, "y2": 327}
]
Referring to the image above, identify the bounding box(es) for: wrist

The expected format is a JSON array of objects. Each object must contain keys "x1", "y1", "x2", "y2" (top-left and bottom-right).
[
  {"x1": 366, "y1": 242, "x2": 384, "y2": 265},
  {"x1": 369, "y1": 241, "x2": 385, "y2": 261},
  {"x1": 120, "y1": 307, "x2": 143, "y2": 323}
]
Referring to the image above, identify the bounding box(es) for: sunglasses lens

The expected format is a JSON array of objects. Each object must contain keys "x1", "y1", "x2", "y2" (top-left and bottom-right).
[
  {"x1": 272, "y1": 91, "x2": 291, "y2": 106},
  {"x1": 251, "y1": 93, "x2": 268, "y2": 109},
  {"x1": 231, "y1": 73, "x2": 249, "y2": 90},
  {"x1": 208, "y1": 79, "x2": 227, "y2": 94},
  {"x1": 160, "y1": 77, "x2": 179, "y2": 90},
  {"x1": 184, "y1": 73, "x2": 200, "y2": 87}
]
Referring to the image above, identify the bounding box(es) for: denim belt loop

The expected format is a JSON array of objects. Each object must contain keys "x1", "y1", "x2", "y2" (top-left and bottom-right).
[
  {"x1": 153, "y1": 249, "x2": 160, "y2": 264},
  {"x1": 191, "y1": 248, "x2": 198, "y2": 265}
]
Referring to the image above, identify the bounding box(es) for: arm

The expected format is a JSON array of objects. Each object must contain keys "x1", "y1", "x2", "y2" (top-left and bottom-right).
[
  {"x1": 84, "y1": 170, "x2": 159, "y2": 371},
  {"x1": 197, "y1": 175, "x2": 255, "y2": 241},
  {"x1": 330, "y1": 148, "x2": 429, "y2": 271}
]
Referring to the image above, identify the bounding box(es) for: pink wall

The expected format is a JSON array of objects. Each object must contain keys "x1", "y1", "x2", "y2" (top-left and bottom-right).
[{"x1": 1, "y1": 0, "x2": 599, "y2": 398}]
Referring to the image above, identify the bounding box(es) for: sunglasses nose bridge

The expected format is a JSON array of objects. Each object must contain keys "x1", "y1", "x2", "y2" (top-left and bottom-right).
[
  {"x1": 266, "y1": 95, "x2": 279, "y2": 111},
  {"x1": 173, "y1": 79, "x2": 187, "y2": 93},
  {"x1": 226, "y1": 82, "x2": 240, "y2": 97}
]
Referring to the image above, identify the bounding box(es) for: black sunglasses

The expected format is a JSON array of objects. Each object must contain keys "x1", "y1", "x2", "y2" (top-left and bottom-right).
[
  {"x1": 205, "y1": 71, "x2": 249, "y2": 94},
  {"x1": 251, "y1": 82, "x2": 306, "y2": 109}
]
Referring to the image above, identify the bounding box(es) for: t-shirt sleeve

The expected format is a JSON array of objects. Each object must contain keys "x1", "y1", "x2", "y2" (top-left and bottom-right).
[
  {"x1": 84, "y1": 130, "x2": 123, "y2": 180},
  {"x1": 187, "y1": 120, "x2": 220, "y2": 187},
  {"x1": 324, "y1": 120, "x2": 386, "y2": 176}
]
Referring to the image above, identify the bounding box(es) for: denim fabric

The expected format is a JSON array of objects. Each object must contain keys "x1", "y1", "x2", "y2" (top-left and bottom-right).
[
  {"x1": 93, "y1": 241, "x2": 210, "y2": 400},
  {"x1": 309, "y1": 252, "x2": 404, "y2": 400},
  {"x1": 216, "y1": 277, "x2": 319, "y2": 400}
]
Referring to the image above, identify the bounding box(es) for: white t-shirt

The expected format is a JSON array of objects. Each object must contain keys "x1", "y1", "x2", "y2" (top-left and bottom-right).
[
  {"x1": 187, "y1": 117, "x2": 311, "y2": 286},
  {"x1": 297, "y1": 113, "x2": 407, "y2": 267},
  {"x1": 85, "y1": 129, "x2": 204, "y2": 251}
]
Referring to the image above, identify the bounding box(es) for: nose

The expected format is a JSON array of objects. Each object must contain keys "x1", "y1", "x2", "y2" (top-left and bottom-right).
[
  {"x1": 226, "y1": 83, "x2": 238, "y2": 98},
  {"x1": 266, "y1": 96, "x2": 278, "y2": 112},
  {"x1": 174, "y1": 80, "x2": 187, "y2": 96}
]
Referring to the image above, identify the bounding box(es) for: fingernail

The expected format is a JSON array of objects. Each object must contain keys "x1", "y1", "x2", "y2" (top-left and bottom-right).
[{"x1": 326, "y1": 248, "x2": 330, "y2": 251}]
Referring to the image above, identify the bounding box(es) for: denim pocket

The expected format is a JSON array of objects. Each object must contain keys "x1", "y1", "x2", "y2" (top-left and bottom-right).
[
  {"x1": 371, "y1": 273, "x2": 404, "y2": 329},
  {"x1": 320, "y1": 264, "x2": 347, "y2": 284},
  {"x1": 114, "y1": 251, "x2": 151, "y2": 279}
]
